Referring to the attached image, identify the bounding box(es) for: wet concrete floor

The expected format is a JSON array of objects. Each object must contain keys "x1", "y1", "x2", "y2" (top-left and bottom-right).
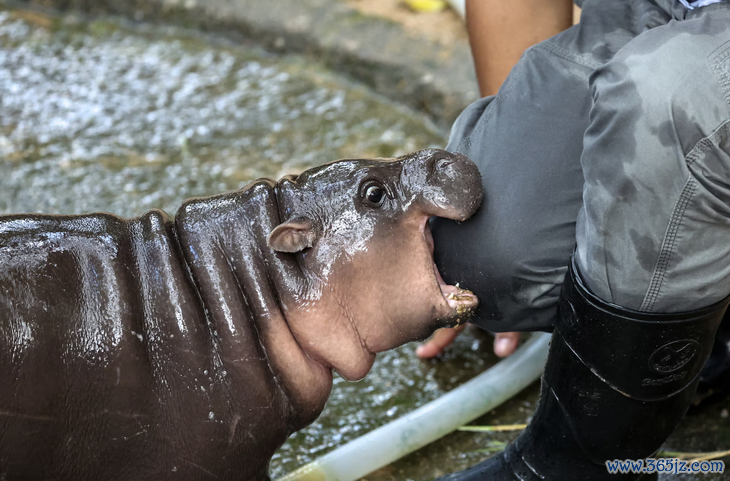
[{"x1": 0, "y1": 6, "x2": 728, "y2": 481}]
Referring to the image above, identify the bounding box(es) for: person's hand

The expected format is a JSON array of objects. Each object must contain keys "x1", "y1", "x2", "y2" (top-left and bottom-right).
[
  {"x1": 415, "y1": 324, "x2": 467, "y2": 358},
  {"x1": 416, "y1": 326, "x2": 520, "y2": 358},
  {"x1": 492, "y1": 331, "x2": 520, "y2": 357}
]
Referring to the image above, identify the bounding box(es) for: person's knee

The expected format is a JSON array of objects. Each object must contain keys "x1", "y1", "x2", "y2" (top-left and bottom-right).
[
  {"x1": 578, "y1": 24, "x2": 730, "y2": 311},
  {"x1": 432, "y1": 215, "x2": 568, "y2": 332},
  {"x1": 591, "y1": 24, "x2": 726, "y2": 155},
  {"x1": 431, "y1": 215, "x2": 517, "y2": 314}
]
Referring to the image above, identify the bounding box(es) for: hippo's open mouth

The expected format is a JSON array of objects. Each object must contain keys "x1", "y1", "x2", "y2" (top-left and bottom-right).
[{"x1": 422, "y1": 217, "x2": 479, "y2": 319}]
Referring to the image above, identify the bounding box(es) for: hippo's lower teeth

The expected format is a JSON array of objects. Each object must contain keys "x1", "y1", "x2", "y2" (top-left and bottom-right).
[
  {"x1": 451, "y1": 288, "x2": 474, "y2": 302},
  {"x1": 446, "y1": 288, "x2": 474, "y2": 302}
]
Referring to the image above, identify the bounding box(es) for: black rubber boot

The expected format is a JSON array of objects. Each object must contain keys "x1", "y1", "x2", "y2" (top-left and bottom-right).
[
  {"x1": 440, "y1": 258, "x2": 730, "y2": 481},
  {"x1": 694, "y1": 310, "x2": 730, "y2": 406}
]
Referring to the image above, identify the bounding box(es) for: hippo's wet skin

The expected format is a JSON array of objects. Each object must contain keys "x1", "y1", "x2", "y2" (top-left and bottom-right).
[{"x1": 0, "y1": 149, "x2": 482, "y2": 481}]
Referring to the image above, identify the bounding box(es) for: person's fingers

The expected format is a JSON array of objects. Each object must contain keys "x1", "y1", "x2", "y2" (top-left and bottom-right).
[
  {"x1": 493, "y1": 331, "x2": 520, "y2": 358},
  {"x1": 416, "y1": 324, "x2": 467, "y2": 358}
]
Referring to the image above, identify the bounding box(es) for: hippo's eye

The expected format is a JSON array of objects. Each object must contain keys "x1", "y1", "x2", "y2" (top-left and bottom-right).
[{"x1": 361, "y1": 182, "x2": 387, "y2": 207}]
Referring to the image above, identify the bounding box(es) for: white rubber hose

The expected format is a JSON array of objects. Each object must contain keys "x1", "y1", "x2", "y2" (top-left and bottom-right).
[{"x1": 276, "y1": 332, "x2": 551, "y2": 481}]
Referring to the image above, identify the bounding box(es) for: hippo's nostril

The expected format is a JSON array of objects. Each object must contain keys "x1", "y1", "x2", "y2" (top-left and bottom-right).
[
  {"x1": 429, "y1": 157, "x2": 455, "y2": 176},
  {"x1": 436, "y1": 158, "x2": 455, "y2": 169}
]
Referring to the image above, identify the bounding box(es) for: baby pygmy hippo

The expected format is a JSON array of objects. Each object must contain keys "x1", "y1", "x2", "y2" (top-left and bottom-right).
[{"x1": 0, "y1": 148, "x2": 483, "y2": 481}]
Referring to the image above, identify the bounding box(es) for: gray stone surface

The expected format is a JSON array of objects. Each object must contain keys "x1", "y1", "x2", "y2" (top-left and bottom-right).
[{"x1": 11, "y1": 0, "x2": 479, "y2": 130}]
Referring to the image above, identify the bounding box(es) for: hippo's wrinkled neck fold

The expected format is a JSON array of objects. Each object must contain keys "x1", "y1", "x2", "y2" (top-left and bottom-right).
[
  {"x1": 175, "y1": 181, "x2": 335, "y2": 431},
  {"x1": 175, "y1": 180, "x2": 379, "y2": 392}
]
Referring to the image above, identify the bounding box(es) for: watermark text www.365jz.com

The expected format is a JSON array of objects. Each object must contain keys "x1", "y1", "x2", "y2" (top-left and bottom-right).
[{"x1": 606, "y1": 458, "x2": 725, "y2": 475}]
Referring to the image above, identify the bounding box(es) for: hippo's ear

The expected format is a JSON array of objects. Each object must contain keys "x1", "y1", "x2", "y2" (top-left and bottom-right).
[{"x1": 268, "y1": 217, "x2": 317, "y2": 253}]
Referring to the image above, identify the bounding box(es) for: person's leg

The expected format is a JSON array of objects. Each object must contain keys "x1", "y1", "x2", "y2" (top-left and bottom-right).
[
  {"x1": 432, "y1": 0, "x2": 676, "y2": 334},
  {"x1": 440, "y1": 3, "x2": 730, "y2": 480},
  {"x1": 431, "y1": 50, "x2": 588, "y2": 334},
  {"x1": 576, "y1": 6, "x2": 730, "y2": 313},
  {"x1": 418, "y1": 0, "x2": 575, "y2": 359}
]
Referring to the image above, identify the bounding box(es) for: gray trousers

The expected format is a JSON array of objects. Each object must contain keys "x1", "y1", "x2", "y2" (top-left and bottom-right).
[{"x1": 436, "y1": 0, "x2": 730, "y2": 331}]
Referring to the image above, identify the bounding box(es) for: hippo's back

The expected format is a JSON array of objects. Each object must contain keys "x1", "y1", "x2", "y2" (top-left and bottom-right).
[
  {"x1": 0, "y1": 213, "x2": 143, "y2": 475},
  {"x1": 0, "y1": 205, "x2": 292, "y2": 481},
  {"x1": 0, "y1": 211, "x2": 227, "y2": 479}
]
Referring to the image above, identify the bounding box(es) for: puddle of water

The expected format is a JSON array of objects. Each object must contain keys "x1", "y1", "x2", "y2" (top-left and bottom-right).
[{"x1": 1, "y1": 7, "x2": 727, "y2": 481}]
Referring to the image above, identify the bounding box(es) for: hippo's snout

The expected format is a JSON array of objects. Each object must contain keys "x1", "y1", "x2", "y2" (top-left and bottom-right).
[{"x1": 403, "y1": 149, "x2": 484, "y2": 221}]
